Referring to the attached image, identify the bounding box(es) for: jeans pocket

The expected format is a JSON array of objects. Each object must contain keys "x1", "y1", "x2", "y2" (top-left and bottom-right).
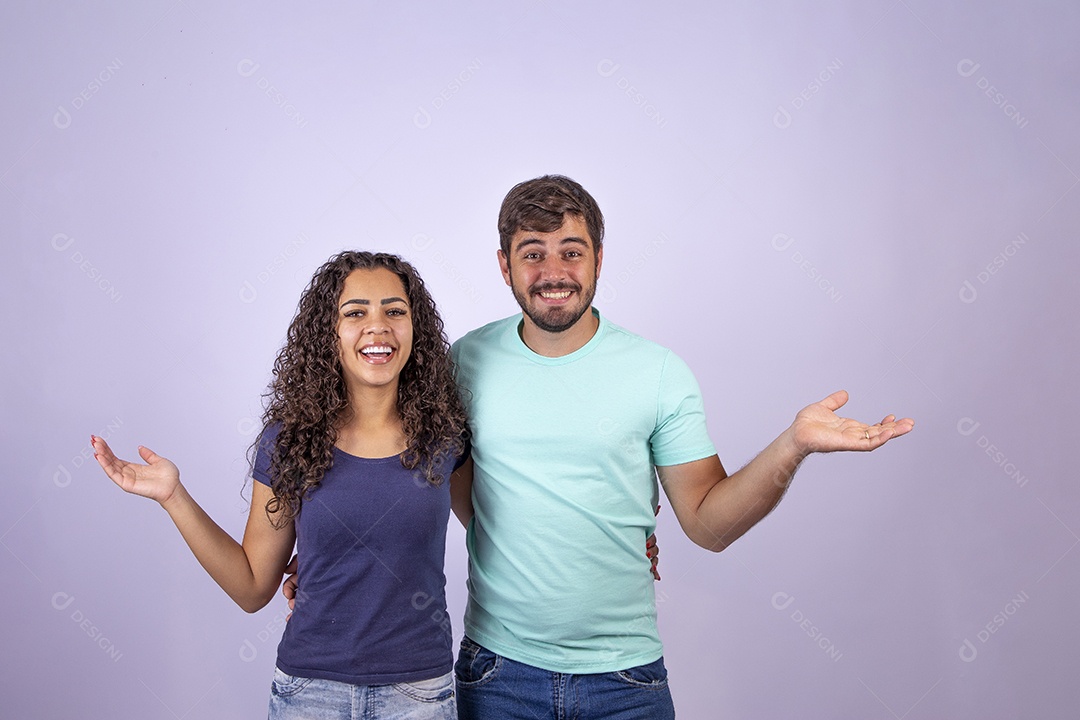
[
  {"x1": 271, "y1": 667, "x2": 314, "y2": 697},
  {"x1": 613, "y1": 657, "x2": 669, "y2": 688},
  {"x1": 392, "y1": 671, "x2": 455, "y2": 702},
  {"x1": 454, "y1": 637, "x2": 501, "y2": 687}
]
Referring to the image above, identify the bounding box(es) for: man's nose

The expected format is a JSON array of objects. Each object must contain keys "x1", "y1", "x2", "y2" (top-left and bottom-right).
[{"x1": 539, "y1": 256, "x2": 567, "y2": 280}]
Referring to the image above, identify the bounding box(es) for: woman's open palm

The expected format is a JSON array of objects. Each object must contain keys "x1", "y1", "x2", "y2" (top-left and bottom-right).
[{"x1": 92, "y1": 436, "x2": 181, "y2": 505}]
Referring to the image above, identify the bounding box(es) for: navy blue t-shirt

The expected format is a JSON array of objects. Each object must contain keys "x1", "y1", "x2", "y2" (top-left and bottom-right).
[{"x1": 253, "y1": 424, "x2": 466, "y2": 684}]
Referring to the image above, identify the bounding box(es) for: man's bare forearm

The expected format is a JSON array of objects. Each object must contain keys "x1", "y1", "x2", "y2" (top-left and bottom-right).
[{"x1": 660, "y1": 428, "x2": 806, "y2": 552}]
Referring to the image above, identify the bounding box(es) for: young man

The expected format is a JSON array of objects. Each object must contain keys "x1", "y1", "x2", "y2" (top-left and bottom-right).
[{"x1": 447, "y1": 175, "x2": 913, "y2": 719}]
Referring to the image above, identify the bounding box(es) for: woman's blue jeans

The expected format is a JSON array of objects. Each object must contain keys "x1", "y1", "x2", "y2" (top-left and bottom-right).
[{"x1": 268, "y1": 667, "x2": 456, "y2": 719}]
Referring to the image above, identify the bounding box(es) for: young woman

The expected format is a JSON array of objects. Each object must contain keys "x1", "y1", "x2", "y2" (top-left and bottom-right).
[{"x1": 93, "y1": 251, "x2": 470, "y2": 719}]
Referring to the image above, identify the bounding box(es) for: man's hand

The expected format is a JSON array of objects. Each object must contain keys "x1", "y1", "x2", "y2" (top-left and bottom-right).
[
  {"x1": 658, "y1": 391, "x2": 914, "y2": 552},
  {"x1": 791, "y1": 390, "x2": 914, "y2": 455},
  {"x1": 281, "y1": 554, "x2": 298, "y2": 618}
]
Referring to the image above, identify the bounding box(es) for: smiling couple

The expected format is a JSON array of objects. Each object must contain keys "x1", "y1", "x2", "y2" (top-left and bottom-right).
[{"x1": 95, "y1": 174, "x2": 912, "y2": 719}]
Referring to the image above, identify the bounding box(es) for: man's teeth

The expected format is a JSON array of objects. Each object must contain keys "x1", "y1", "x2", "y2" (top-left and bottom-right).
[
  {"x1": 361, "y1": 345, "x2": 393, "y2": 355},
  {"x1": 539, "y1": 291, "x2": 571, "y2": 299}
]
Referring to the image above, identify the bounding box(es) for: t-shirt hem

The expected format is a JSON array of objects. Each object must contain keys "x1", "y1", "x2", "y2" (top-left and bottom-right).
[
  {"x1": 465, "y1": 629, "x2": 663, "y2": 675},
  {"x1": 275, "y1": 657, "x2": 453, "y2": 686}
]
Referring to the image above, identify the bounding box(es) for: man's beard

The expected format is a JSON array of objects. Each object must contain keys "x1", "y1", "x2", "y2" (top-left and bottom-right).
[{"x1": 512, "y1": 278, "x2": 597, "y2": 334}]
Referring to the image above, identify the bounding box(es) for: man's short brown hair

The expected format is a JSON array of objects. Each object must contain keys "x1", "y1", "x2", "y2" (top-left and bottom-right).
[{"x1": 498, "y1": 175, "x2": 605, "y2": 257}]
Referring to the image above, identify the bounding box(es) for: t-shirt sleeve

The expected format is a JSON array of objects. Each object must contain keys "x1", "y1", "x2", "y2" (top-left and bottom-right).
[
  {"x1": 650, "y1": 351, "x2": 717, "y2": 467},
  {"x1": 251, "y1": 423, "x2": 281, "y2": 487}
]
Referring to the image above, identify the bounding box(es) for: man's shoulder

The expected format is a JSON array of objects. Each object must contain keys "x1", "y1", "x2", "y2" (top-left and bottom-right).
[
  {"x1": 599, "y1": 315, "x2": 675, "y2": 360},
  {"x1": 452, "y1": 315, "x2": 518, "y2": 357},
  {"x1": 595, "y1": 315, "x2": 702, "y2": 387}
]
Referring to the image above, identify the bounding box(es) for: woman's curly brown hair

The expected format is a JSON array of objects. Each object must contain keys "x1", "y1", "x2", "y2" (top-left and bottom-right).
[{"x1": 255, "y1": 251, "x2": 469, "y2": 525}]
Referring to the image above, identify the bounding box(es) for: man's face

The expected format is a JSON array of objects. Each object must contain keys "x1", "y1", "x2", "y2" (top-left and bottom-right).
[{"x1": 498, "y1": 214, "x2": 603, "y2": 334}]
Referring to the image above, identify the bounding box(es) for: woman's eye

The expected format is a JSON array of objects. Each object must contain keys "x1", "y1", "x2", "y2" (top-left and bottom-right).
[{"x1": 387, "y1": 308, "x2": 407, "y2": 317}]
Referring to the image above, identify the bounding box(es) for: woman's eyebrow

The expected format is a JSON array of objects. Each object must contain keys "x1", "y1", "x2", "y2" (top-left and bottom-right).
[
  {"x1": 339, "y1": 296, "x2": 408, "y2": 309},
  {"x1": 339, "y1": 298, "x2": 370, "y2": 309}
]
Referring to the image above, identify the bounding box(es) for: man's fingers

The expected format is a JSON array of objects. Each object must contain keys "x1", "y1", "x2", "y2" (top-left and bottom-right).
[
  {"x1": 882, "y1": 419, "x2": 914, "y2": 440},
  {"x1": 282, "y1": 554, "x2": 300, "y2": 602},
  {"x1": 819, "y1": 389, "x2": 849, "y2": 412},
  {"x1": 283, "y1": 577, "x2": 297, "y2": 600}
]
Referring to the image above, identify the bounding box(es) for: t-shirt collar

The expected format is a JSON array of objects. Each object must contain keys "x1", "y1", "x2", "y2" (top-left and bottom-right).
[{"x1": 511, "y1": 307, "x2": 606, "y2": 365}]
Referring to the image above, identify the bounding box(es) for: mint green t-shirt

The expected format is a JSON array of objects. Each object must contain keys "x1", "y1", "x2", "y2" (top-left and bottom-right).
[{"x1": 452, "y1": 310, "x2": 717, "y2": 673}]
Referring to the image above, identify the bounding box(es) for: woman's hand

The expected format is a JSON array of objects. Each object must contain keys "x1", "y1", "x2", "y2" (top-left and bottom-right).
[
  {"x1": 92, "y1": 435, "x2": 181, "y2": 506},
  {"x1": 646, "y1": 534, "x2": 660, "y2": 581},
  {"x1": 647, "y1": 503, "x2": 661, "y2": 581},
  {"x1": 91, "y1": 434, "x2": 295, "y2": 612}
]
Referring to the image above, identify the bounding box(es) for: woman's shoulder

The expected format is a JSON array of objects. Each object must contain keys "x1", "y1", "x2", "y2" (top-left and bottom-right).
[
  {"x1": 261, "y1": 419, "x2": 283, "y2": 440},
  {"x1": 254, "y1": 420, "x2": 284, "y2": 457}
]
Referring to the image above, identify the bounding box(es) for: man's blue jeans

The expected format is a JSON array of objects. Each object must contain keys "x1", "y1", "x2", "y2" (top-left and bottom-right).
[{"x1": 454, "y1": 636, "x2": 676, "y2": 720}]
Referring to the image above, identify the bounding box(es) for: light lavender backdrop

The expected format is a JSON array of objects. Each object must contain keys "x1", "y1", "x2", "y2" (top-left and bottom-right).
[{"x1": 2, "y1": 1, "x2": 1076, "y2": 718}]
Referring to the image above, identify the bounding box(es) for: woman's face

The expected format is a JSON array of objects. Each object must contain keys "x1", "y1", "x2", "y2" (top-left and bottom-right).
[{"x1": 335, "y1": 267, "x2": 414, "y2": 394}]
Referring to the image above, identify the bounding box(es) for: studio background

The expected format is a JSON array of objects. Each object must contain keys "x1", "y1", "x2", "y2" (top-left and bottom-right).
[{"x1": 2, "y1": 2, "x2": 1076, "y2": 717}]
